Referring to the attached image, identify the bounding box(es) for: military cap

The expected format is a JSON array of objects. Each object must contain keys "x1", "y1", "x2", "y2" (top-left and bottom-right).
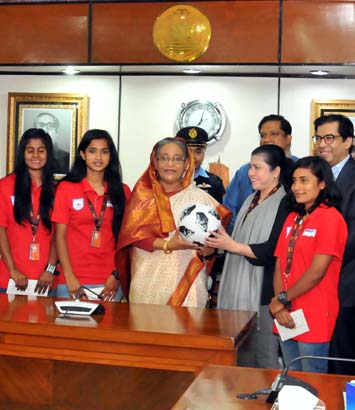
[{"x1": 176, "y1": 126, "x2": 208, "y2": 147}]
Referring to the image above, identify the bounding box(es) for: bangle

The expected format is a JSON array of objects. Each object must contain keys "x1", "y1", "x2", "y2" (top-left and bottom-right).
[
  {"x1": 163, "y1": 240, "x2": 172, "y2": 254},
  {"x1": 111, "y1": 270, "x2": 120, "y2": 281},
  {"x1": 45, "y1": 263, "x2": 59, "y2": 276}
]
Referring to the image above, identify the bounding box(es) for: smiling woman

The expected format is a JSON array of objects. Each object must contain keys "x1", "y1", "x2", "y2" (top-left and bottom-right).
[
  {"x1": 117, "y1": 137, "x2": 230, "y2": 307},
  {"x1": 205, "y1": 144, "x2": 294, "y2": 369},
  {"x1": 52, "y1": 129, "x2": 131, "y2": 301},
  {"x1": 0, "y1": 128, "x2": 58, "y2": 295},
  {"x1": 269, "y1": 156, "x2": 348, "y2": 373}
]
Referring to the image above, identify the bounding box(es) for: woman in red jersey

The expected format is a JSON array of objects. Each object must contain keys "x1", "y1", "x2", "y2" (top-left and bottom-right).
[
  {"x1": 269, "y1": 156, "x2": 347, "y2": 373},
  {"x1": 53, "y1": 129, "x2": 130, "y2": 301},
  {"x1": 0, "y1": 128, "x2": 57, "y2": 295}
]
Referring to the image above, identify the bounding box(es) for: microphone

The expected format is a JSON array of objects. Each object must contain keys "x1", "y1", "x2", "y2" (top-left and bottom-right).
[
  {"x1": 267, "y1": 355, "x2": 355, "y2": 404},
  {"x1": 77, "y1": 285, "x2": 104, "y2": 300}
]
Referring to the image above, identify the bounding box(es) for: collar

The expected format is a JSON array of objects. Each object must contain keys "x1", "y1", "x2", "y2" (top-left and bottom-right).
[
  {"x1": 194, "y1": 167, "x2": 209, "y2": 179},
  {"x1": 332, "y1": 155, "x2": 350, "y2": 180},
  {"x1": 80, "y1": 177, "x2": 108, "y2": 194}
]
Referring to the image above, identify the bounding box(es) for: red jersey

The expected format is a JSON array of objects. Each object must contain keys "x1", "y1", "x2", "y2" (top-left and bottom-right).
[
  {"x1": 275, "y1": 205, "x2": 347, "y2": 343},
  {"x1": 0, "y1": 174, "x2": 54, "y2": 288},
  {"x1": 52, "y1": 178, "x2": 130, "y2": 284}
]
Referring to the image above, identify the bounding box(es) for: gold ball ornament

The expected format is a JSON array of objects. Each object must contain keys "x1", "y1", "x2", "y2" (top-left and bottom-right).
[{"x1": 153, "y1": 5, "x2": 211, "y2": 62}]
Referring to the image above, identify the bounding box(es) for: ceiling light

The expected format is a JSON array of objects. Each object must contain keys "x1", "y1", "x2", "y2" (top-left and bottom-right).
[
  {"x1": 309, "y1": 70, "x2": 330, "y2": 76},
  {"x1": 62, "y1": 66, "x2": 80, "y2": 75},
  {"x1": 183, "y1": 69, "x2": 201, "y2": 74}
]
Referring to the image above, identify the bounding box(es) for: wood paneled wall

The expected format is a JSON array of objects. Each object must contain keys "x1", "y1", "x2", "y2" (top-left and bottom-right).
[
  {"x1": 91, "y1": 1, "x2": 279, "y2": 63},
  {"x1": 0, "y1": 1, "x2": 354, "y2": 65},
  {"x1": 0, "y1": 4, "x2": 89, "y2": 64}
]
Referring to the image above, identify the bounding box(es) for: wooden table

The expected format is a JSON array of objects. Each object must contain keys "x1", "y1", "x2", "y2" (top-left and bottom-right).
[
  {"x1": 0, "y1": 294, "x2": 255, "y2": 373},
  {"x1": 173, "y1": 364, "x2": 350, "y2": 409},
  {"x1": 0, "y1": 294, "x2": 256, "y2": 409}
]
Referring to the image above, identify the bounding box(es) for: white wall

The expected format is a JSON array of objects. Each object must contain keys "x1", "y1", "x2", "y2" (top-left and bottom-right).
[
  {"x1": 120, "y1": 76, "x2": 278, "y2": 187},
  {"x1": 1, "y1": 74, "x2": 355, "y2": 189}
]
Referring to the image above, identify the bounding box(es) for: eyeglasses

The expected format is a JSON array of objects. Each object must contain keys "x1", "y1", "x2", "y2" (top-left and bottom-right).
[
  {"x1": 312, "y1": 134, "x2": 340, "y2": 145},
  {"x1": 157, "y1": 155, "x2": 186, "y2": 164},
  {"x1": 35, "y1": 122, "x2": 57, "y2": 131}
]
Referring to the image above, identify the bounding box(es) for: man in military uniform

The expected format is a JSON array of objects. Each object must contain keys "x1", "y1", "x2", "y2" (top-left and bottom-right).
[{"x1": 176, "y1": 126, "x2": 225, "y2": 203}]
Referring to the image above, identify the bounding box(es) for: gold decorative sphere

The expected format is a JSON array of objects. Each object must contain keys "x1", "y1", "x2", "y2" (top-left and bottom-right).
[{"x1": 153, "y1": 5, "x2": 211, "y2": 62}]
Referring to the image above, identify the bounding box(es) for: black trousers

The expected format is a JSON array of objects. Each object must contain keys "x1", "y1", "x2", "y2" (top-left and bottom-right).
[{"x1": 329, "y1": 306, "x2": 355, "y2": 375}]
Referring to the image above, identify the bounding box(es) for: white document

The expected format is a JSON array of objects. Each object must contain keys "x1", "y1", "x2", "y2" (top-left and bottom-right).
[
  {"x1": 274, "y1": 308, "x2": 309, "y2": 341},
  {"x1": 278, "y1": 385, "x2": 319, "y2": 410},
  {"x1": 7, "y1": 278, "x2": 49, "y2": 297}
]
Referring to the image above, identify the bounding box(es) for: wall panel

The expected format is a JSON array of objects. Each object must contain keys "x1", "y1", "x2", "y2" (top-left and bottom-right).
[
  {"x1": 0, "y1": 4, "x2": 89, "y2": 64},
  {"x1": 92, "y1": 1, "x2": 279, "y2": 64},
  {"x1": 283, "y1": 1, "x2": 355, "y2": 63}
]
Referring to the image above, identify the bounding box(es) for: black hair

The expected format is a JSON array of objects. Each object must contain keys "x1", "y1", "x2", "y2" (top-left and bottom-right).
[
  {"x1": 289, "y1": 156, "x2": 342, "y2": 215},
  {"x1": 13, "y1": 128, "x2": 55, "y2": 232},
  {"x1": 155, "y1": 137, "x2": 189, "y2": 160},
  {"x1": 251, "y1": 144, "x2": 295, "y2": 191},
  {"x1": 258, "y1": 114, "x2": 292, "y2": 135},
  {"x1": 314, "y1": 114, "x2": 354, "y2": 142},
  {"x1": 61, "y1": 129, "x2": 125, "y2": 242}
]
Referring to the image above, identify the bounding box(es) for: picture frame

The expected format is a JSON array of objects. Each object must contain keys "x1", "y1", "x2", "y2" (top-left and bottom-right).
[
  {"x1": 7, "y1": 92, "x2": 89, "y2": 176},
  {"x1": 310, "y1": 99, "x2": 355, "y2": 153}
]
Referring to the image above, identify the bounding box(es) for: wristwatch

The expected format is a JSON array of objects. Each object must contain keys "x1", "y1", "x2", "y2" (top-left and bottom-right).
[
  {"x1": 45, "y1": 263, "x2": 59, "y2": 276},
  {"x1": 277, "y1": 291, "x2": 291, "y2": 308},
  {"x1": 111, "y1": 270, "x2": 120, "y2": 281}
]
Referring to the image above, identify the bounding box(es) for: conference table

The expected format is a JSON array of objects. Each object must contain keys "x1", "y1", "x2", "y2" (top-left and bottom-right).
[
  {"x1": 0, "y1": 294, "x2": 255, "y2": 409},
  {"x1": 173, "y1": 364, "x2": 350, "y2": 409}
]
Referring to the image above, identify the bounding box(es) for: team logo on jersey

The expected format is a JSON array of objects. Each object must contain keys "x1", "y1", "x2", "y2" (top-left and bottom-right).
[
  {"x1": 302, "y1": 228, "x2": 316, "y2": 237},
  {"x1": 10, "y1": 195, "x2": 15, "y2": 206},
  {"x1": 72, "y1": 198, "x2": 84, "y2": 210}
]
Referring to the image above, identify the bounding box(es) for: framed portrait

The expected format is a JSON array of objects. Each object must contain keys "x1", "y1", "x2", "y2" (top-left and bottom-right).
[
  {"x1": 310, "y1": 99, "x2": 355, "y2": 154},
  {"x1": 7, "y1": 92, "x2": 88, "y2": 176}
]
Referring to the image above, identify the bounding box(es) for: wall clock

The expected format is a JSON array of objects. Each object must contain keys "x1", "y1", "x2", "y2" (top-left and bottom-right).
[{"x1": 176, "y1": 100, "x2": 226, "y2": 144}]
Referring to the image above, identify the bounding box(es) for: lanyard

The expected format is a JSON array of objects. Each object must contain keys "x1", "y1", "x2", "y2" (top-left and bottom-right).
[
  {"x1": 86, "y1": 193, "x2": 108, "y2": 231},
  {"x1": 28, "y1": 206, "x2": 40, "y2": 239},
  {"x1": 283, "y1": 214, "x2": 304, "y2": 291},
  {"x1": 242, "y1": 184, "x2": 280, "y2": 224}
]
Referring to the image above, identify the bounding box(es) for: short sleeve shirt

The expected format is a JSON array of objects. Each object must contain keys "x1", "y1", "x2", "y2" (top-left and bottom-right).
[
  {"x1": 275, "y1": 205, "x2": 347, "y2": 342},
  {"x1": 0, "y1": 174, "x2": 54, "y2": 288},
  {"x1": 52, "y1": 178, "x2": 117, "y2": 284}
]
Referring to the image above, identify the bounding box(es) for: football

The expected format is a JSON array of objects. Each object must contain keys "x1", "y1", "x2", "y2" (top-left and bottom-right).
[{"x1": 178, "y1": 203, "x2": 221, "y2": 245}]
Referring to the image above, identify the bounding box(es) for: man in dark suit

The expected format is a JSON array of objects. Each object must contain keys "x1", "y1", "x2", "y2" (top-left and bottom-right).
[
  {"x1": 176, "y1": 126, "x2": 225, "y2": 203},
  {"x1": 314, "y1": 114, "x2": 355, "y2": 374},
  {"x1": 34, "y1": 112, "x2": 70, "y2": 174}
]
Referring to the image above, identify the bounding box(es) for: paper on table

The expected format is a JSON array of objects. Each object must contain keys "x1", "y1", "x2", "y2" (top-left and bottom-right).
[
  {"x1": 7, "y1": 278, "x2": 49, "y2": 297},
  {"x1": 278, "y1": 385, "x2": 319, "y2": 410},
  {"x1": 274, "y1": 308, "x2": 309, "y2": 341}
]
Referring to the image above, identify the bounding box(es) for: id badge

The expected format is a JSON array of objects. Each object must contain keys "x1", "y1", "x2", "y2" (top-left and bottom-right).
[
  {"x1": 29, "y1": 243, "x2": 40, "y2": 260},
  {"x1": 91, "y1": 230, "x2": 102, "y2": 248}
]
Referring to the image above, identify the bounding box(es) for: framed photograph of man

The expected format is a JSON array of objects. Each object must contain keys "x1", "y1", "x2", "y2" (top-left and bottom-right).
[
  {"x1": 311, "y1": 99, "x2": 355, "y2": 154},
  {"x1": 7, "y1": 92, "x2": 88, "y2": 176}
]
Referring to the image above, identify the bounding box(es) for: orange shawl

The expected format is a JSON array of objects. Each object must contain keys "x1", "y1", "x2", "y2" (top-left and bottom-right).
[{"x1": 116, "y1": 141, "x2": 231, "y2": 305}]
